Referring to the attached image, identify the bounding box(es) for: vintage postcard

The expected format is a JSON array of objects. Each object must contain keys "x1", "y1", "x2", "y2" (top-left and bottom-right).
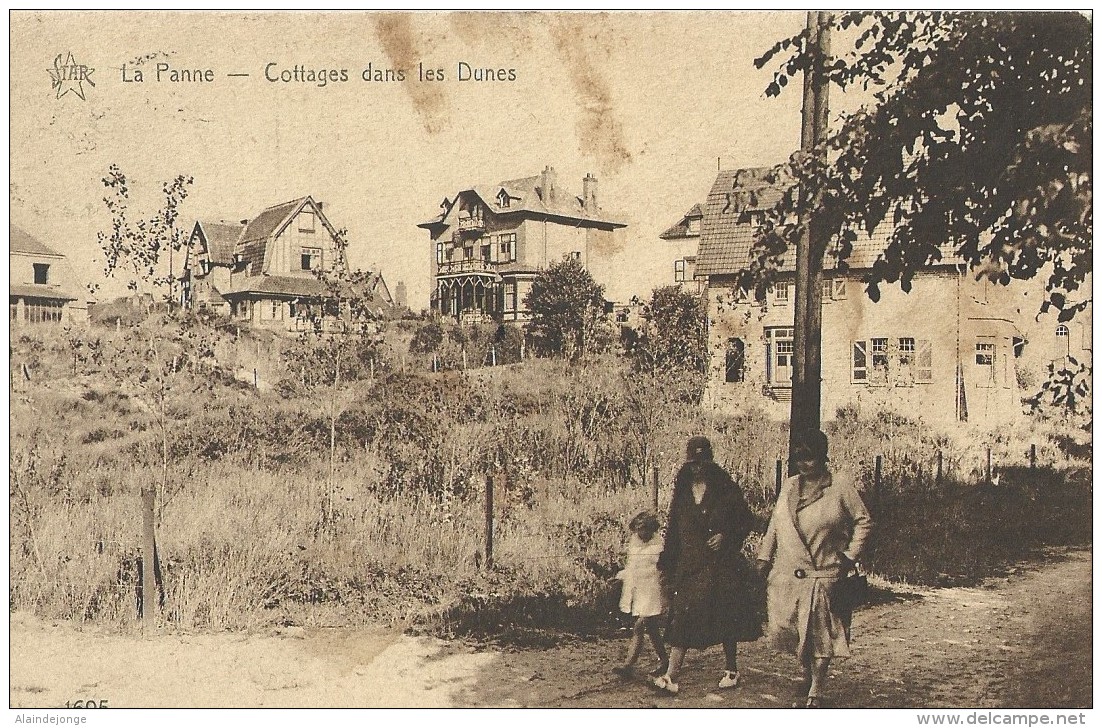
[{"x1": 8, "y1": 10, "x2": 1092, "y2": 716}]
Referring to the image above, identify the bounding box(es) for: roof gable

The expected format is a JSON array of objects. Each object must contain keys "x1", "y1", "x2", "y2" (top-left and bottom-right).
[
  {"x1": 194, "y1": 220, "x2": 244, "y2": 265},
  {"x1": 660, "y1": 203, "x2": 705, "y2": 241},
  {"x1": 233, "y1": 196, "x2": 342, "y2": 275},
  {"x1": 10, "y1": 225, "x2": 63, "y2": 258}
]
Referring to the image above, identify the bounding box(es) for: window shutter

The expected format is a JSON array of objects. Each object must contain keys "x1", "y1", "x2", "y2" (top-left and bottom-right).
[
  {"x1": 852, "y1": 340, "x2": 868, "y2": 383},
  {"x1": 765, "y1": 341, "x2": 773, "y2": 384},
  {"x1": 916, "y1": 340, "x2": 932, "y2": 382}
]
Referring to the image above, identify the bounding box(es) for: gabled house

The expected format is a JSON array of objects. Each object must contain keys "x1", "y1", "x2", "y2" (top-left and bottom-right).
[
  {"x1": 182, "y1": 196, "x2": 394, "y2": 331},
  {"x1": 418, "y1": 166, "x2": 627, "y2": 323},
  {"x1": 9, "y1": 224, "x2": 89, "y2": 325},
  {"x1": 659, "y1": 203, "x2": 705, "y2": 292},
  {"x1": 696, "y1": 166, "x2": 1039, "y2": 427},
  {"x1": 180, "y1": 220, "x2": 242, "y2": 315}
]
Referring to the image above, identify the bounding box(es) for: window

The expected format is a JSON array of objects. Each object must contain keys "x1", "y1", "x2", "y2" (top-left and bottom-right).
[
  {"x1": 481, "y1": 243, "x2": 492, "y2": 263},
  {"x1": 436, "y1": 242, "x2": 445, "y2": 266},
  {"x1": 498, "y1": 233, "x2": 517, "y2": 262},
  {"x1": 33, "y1": 263, "x2": 49, "y2": 285},
  {"x1": 765, "y1": 327, "x2": 793, "y2": 386},
  {"x1": 772, "y1": 282, "x2": 790, "y2": 305},
  {"x1": 674, "y1": 260, "x2": 687, "y2": 282},
  {"x1": 506, "y1": 282, "x2": 518, "y2": 311},
  {"x1": 725, "y1": 338, "x2": 745, "y2": 383},
  {"x1": 976, "y1": 340, "x2": 997, "y2": 387},
  {"x1": 301, "y1": 247, "x2": 321, "y2": 271},
  {"x1": 297, "y1": 212, "x2": 316, "y2": 233},
  {"x1": 832, "y1": 279, "x2": 847, "y2": 299},
  {"x1": 464, "y1": 245, "x2": 474, "y2": 260},
  {"x1": 570, "y1": 251, "x2": 582, "y2": 260},
  {"x1": 497, "y1": 189, "x2": 511, "y2": 208},
  {"x1": 853, "y1": 337, "x2": 931, "y2": 384},
  {"x1": 1056, "y1": 325, "x2": 1071, "y2": 358},
  {"x1": 687, "y1": 218, "x2": 701, "y2": 235}
]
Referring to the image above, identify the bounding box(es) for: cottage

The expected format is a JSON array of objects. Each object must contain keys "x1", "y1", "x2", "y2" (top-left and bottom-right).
[
  {"x1": 659, "y1": 203, "x2": 705, "y2": 293},
  {"x1": 9, "y1": 224, "x2": 89, "y2": 325},
  {"x1": 182, "y1": 197, "x2": 394, "y2": 331},
  {"x1": 695, "y1": 167, "x2": 1071, "y2": 427},
  {"x1": 418, "y1": 166, "x2": 627, "y2": 323}
]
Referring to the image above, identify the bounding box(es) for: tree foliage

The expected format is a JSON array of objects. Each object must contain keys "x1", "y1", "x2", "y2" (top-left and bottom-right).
[
  {"x1": 524, "y1": 256, "x2": 609, "y2": 359},
  {"x1": 633, "y1": 285, "x2": 708, "y2": 375},
  {"x1": 97, "y1": 165, "x2": 194, "y2": 297},
  {"x1": 749, "y1": 12, "x2": 1090, "y2": 318}
]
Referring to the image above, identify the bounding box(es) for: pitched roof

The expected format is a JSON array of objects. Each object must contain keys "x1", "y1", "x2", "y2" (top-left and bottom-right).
[
  {"x1": 223, "y1": 274, "x2": 328, "y2": 298},
  {"x1": 196, "y1": 221, "x2": 244, "y2": 265},
  {"x1": 10, "y1": 225, "x2": 63, "y2": 258},
  {"x1": 419, "y1": 171, "x2": 626, "y2": 229},
  {"x1": 695, "y1": 167, "x2": 957, "y2": 278},
  {"x1": 659, "y1": 203, "x2": 705, "y2": 241},
  {"x1": 10, "y1": 283, "x2": 77, "y2": 301},
  {"x1": 234, "y1": 198, "x2": 307, "y2": 274}
]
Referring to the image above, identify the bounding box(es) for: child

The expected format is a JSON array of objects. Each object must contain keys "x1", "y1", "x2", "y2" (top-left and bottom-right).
[{"x1": 612, "y1": 511, "x2": 669, "y2": 679}]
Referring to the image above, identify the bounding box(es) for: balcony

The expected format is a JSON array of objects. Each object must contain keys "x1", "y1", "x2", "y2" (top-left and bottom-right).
[
  {"x1": 456, "y1": 215, "x2": 486, "y2": 234},
  {"x1": 437, "y1": 259, "x2": 498, "y2": 277}
]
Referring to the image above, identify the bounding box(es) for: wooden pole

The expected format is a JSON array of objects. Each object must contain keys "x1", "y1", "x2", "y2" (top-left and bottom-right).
[
  {"x1": 483, "y1": 474, "x2": 494, "y2": 570},
  {"x1": 937, "y1": 450, "x2": 944, "y2": 485},
  {"x1": 874, "y1": 454, "x2": 883, "y2": 493},
  {"x1": 140, "y1": 487, "x2": 158, "y2": 622},
  {"x1": 986, "y1": 447, "x2": 992, "y2": 484},
  {"x1": 491, "y1": 345, "x2": 497, "y2": 367},
  {"x1": 1030, "y1": 443, "x2": 1037, "y2": 470},
  {"x1": 787, "y1": 10, "x2": 832, "y2": 468},
  {"x1": 775, "y1": 458, "x2": 783, "y2": 499},
  {"x1": 462, "y1": 349, "x2": 467, "y2": 370},
  {"x1": 651, "y1": 464, "x2": 660, "y2": 513}
]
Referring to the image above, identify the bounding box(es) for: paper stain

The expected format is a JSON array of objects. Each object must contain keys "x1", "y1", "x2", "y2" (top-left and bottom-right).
[
  {"x1": 373, "y1": 13, "x2": 450, "y2": 135},
  {"x1": 549, "y1": 15, "x2": 632, "y2": 173}
]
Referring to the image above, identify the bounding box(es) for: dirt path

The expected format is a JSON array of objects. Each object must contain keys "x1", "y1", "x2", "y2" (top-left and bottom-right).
[{"x1": 10, "y1": 548, "x2": 1091, "y2": 709}]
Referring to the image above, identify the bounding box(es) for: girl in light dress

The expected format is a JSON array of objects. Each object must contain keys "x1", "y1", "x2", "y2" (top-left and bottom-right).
[{"x1": 612, "y1": 511, "x2": 669, "y2": 679}]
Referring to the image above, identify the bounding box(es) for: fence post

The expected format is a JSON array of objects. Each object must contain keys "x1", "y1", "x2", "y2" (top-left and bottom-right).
[
  {"x1": 484, "y1": 474, "x2": 494, "y2": 570},
  {"x1": 1030, "y1": 443, "x2": 1037, "y2": 470},
  {"x1": 986, "y1": 447, "x2": 992, "y2": 484},
  {"x1": 936, "y1": 450, "x2": 944, "y2": 485},
  {"x1": 774, "y1": 459, "x2": 783, "y2": 499},
  {"x1": 253, "y1": 368, "x2": 259, "y2": 389},
  {"x1": 651, "y1": 464, "x2": 660, "y2": 513},
  {"x1": 874, "y1": 455, "x2": 883, "y2": 493},
  {"x1": 462, "y1": 349, "x2": 468, "y2": 370},
  {"x1": 491, "y1": 346, "x2": 497, "y2": 367},
  {"x1": 140, "y1": 487, "x2": 159, "y2": 622}
]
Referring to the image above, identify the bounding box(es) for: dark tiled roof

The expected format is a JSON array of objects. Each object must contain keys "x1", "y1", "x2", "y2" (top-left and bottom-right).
[
  {"x1": 659, "y1": 203, "x2": 704, "y2": 241},
  {"x1": 224, "y1": 275, "x2": 328, "y2": 298},
  {"x1": 235, "y1": 198, "x2": 307, "y2": 274},
  {"x1": 196, "y1": 221, "x2": 244, "y2": 265},
  {"x1": 420, "y1": 171, "x2": 626, "y2": 229},
  {"x1": 696, "y1": 167, "x2": 957, "y2": 278},
  {"x1": 10, "y1": 225, "x2": 63, "y2": 257},
  {"x1": 10, "y1": 283, "x2": 78, "y2": 301}
]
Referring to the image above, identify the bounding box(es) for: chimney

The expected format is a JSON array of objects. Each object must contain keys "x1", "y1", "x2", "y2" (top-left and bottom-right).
[
  {"x1": 540, "y1": 165, "x2": 557, "y2": 202},
  {"x1": 582, "y1": 173, "x2": 597, "y2": 211}
]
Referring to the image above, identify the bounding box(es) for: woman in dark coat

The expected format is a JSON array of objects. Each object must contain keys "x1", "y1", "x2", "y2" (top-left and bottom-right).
[{"x1": 652, "y1": 436, "x2": 761, "y2": 695}]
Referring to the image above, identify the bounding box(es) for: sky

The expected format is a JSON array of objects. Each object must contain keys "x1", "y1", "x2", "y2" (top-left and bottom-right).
[{"x1": 10, "y1": 11, "x2": 823, "y2": 308}]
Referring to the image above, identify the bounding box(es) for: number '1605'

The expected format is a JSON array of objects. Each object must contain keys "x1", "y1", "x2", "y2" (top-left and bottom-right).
[{"x1": 66, "y1": 699, "x2": 108, "y2": 708}]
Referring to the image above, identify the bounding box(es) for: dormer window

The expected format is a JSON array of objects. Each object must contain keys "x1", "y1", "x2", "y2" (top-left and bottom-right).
[
  {"x1": 687, "y1": 218, "x2": 701, "y2": 235},
  {"x1": 33, "y1": 263, "x2": 49, "y2": 285},
  {"x1": 497, "y1": 189, "x2": 511, "y2": 208}
]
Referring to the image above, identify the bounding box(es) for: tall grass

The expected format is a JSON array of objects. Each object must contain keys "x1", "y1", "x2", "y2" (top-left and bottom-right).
[{"x1": 8, "y1": 320, "x2": 1092, "y2": 637}]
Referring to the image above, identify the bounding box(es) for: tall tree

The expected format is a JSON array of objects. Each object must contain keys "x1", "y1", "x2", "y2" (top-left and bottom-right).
[
  {"x1": 97, "y1": 165, "x2": 194, "y2": 301},
  {"x1": 750, "y1": 11, "x2": 1091, "y2": 409}
]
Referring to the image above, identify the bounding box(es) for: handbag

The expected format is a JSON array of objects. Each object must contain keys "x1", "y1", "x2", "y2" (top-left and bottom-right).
[{"x1": 833, "y1": 564, "x2": 868, "y2": 622}]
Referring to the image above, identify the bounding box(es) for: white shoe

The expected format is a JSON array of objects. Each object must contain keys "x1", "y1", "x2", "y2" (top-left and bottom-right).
[
  {"x1": 651, "y1": 675, "x2": 680, "y2": 695},
  {"x1": 718, "y1": 670, "x2": 741, "y2": 689}
]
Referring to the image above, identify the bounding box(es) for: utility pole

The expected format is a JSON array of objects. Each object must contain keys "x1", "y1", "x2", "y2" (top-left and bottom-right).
[{"x1": 788, "y1": 10, "x2": 832, "y2": 466}]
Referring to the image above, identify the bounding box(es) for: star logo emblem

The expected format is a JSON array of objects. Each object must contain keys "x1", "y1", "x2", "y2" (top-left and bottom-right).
[{"x1": 48, "y1": 52, "x2": 95, "y2": 101}]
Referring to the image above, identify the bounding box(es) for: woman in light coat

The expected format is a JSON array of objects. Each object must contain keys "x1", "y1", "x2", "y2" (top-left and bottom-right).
[{"x1": 756, "y1": 429, "x2": 872, "y2": 708}]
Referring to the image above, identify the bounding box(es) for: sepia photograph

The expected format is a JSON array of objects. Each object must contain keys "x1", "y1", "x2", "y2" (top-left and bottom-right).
[{"x1": 7, "y1": 9, "x2": 1093, "y2": 715}]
